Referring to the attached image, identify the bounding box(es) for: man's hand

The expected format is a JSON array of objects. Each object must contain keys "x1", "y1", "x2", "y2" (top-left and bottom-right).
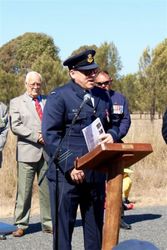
[
  {"x1": 98, "y1": 133, "x2": 114, "y2": 144},
  {"x1": 38, "y1": 132, "x2": 44, "y2": 144},
  {"x1": 70, "y1": 168, "x2": 85, "y2": 184}
]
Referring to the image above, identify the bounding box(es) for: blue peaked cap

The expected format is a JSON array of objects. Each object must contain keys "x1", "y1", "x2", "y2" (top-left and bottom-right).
[{"x1": 63, "y1": 49, "x2": 99, "y2": 70}]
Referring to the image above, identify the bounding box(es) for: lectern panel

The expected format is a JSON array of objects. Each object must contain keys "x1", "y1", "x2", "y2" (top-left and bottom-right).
[
  {"x1": 76, "y1": 143, "x2": 153, "y2": 171},
  {"x1": 75, "y1": 142, "x2": 153, "y2": 249}
]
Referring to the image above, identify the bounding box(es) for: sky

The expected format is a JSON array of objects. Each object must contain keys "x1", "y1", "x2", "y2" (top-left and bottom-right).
[{"x1": 0, "y1": 0, "x2": 166, "y2": 75}]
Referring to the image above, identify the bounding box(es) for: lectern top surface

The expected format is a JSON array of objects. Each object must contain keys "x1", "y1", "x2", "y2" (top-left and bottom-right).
[{"x1": 76, "y1": 143, "x2": 153, "y2": 171}]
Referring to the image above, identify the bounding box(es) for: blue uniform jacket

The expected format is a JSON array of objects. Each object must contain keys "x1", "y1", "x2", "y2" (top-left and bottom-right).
[
  {"x1": 42, "y1": 80, "x2": 120, "y2": 182},
  {"x1": 109, "y1": 90, "x2": 131, "y2": 141}
]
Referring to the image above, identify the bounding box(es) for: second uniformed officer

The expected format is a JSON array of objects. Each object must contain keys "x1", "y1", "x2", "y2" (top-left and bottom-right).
[
  {"x1": 95, "y1": 70, "x2": 131, "y2": 140},
  {"x1": 42, "y1": 50, "x2": 120, "y2": 250},
  {"x1": 95, "y1": 70, "x2": 132, "y2": 230}
]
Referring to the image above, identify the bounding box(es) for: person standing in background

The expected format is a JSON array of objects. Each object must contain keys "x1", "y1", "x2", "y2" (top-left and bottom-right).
[
  {"x1": 162, "y1": 108, "x2": 167, "y2": 143},
  {"x1": 0, "y1": 101, "x2": 8, "y2": 168},
  {"x1": 0, "y1": 101, "x2": 9, "y2": 240},
  {"x1": 122, "y1": 168, "x2": 134, "y2": 210},
  {"x1": 95, "y1": 70, "x2": 131, "y2": 141},
  {"x1": 95, "y1": 70, "x2": 132, "y2": 229},
  {"x1": 9, "y1": 71, "x2": 52, "y2": 237}
]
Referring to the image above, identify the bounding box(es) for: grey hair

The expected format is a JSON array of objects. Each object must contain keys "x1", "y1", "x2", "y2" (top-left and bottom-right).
[{"x1": 25, "y1": 71, "x2": 42, "y2": 84}]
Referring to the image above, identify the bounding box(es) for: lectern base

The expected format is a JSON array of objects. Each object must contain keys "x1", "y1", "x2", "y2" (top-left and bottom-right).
[{"x1": 76, "y1": 143, "x2": 153, "y2": 250}]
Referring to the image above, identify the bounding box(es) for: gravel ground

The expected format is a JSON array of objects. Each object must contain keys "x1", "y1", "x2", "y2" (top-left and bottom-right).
[{"x1": 0, "y1": 205, "x2": 166, "y2": 250}]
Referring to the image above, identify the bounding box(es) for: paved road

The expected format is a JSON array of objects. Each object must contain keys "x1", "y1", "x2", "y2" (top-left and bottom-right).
[{"x1": 0, "y1": 205, "x2": 166, "y2": 250}]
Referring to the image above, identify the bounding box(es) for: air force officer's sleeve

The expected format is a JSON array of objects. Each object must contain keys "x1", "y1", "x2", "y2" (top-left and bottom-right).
[{"x1": 118, "y1": 96, "x2": 131, "y2": 139}]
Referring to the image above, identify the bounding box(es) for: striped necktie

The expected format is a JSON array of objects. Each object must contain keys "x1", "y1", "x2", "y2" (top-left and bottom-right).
[{"x1": 33, "y1": 98, "x2": 43, "y2": 120}]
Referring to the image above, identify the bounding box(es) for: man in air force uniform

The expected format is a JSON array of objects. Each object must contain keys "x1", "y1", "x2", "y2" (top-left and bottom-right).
[{"x1": 42, "y1": 50, "x2": 120, "y2": 250}]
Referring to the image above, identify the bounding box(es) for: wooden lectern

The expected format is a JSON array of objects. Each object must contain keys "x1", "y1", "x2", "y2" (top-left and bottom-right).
[{"x1": 76, "y1": 143, "x2": 153, "y2": 250}]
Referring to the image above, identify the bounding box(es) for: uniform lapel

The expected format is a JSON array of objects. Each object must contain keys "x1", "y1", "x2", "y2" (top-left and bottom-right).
[
  {"x1": 94, "y1": 96, "x2": 100, "y2": 109},
  {"x1": 90, "y1": 89, "x2": 100, "y2": 109}
]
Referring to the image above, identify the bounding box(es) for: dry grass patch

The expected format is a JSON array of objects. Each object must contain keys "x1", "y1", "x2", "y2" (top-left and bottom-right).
[{"x1": 124, "y1": 118, "x2": 167, "y2": 206}]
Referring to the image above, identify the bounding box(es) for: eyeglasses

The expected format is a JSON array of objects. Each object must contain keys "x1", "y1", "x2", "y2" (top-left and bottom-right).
[
  {"x1": 95, "y1": 81, "x2": 111, "y2": 86},
  {"x1": 78, "y1": 69, "x2": 99, "y2": 76},
  {"x1": 28, "y1": 82, "x2": 41, "y2": 88}
]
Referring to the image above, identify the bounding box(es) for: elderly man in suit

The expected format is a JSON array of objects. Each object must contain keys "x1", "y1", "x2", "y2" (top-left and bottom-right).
[{"x1": 9, "y1": 71, "x2": 52, "y2": 237}]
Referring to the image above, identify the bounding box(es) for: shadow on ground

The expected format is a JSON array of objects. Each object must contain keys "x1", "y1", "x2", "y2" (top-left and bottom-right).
[
  {"x1": 124, "y1": 213, "x2": 161, "y2": 224},
  {"x1": 75, "y1": 213, "x2": 162, "y2": 228}
]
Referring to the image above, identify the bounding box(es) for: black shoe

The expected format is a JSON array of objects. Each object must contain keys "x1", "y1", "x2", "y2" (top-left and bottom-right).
[
  {"x1": 42, "y1": 228, "x2": 53, "y2": 234},
  {"x1": 123, "y1": 198, "x2": 130, "y2": 204},
  {"x1": 123, "y1": 203, "x2": 128, "y2": 210},
  {"x1": 0, "y1": 234, "x2": 6, "y2": 240},
  {"x1": 120, "y1": 219, "x2": 131, "y2": 230}
]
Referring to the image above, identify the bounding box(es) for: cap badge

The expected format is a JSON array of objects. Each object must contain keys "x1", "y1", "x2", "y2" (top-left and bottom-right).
[{"x1": 87, "y1": 54, "x2": 94, "y2": 63}]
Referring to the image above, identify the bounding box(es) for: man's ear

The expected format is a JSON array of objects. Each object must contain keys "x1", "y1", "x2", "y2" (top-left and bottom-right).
[{"x1": 69, "y1": 69, "x2": 75, "y2": 78}]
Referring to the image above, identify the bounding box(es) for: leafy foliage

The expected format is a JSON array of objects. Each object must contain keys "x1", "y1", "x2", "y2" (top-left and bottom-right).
[
  {"x1": 0, "y1": 32, "x2": 167, "y2": 119},
  {"x1": 0, "y1": 32, "x2": 68, "y2": 100},
  {"x1": 96, "y1": 42, "x2": 122, "y2": 81},
  {"x1": 71, "y1": 45, "x2": 98, "y2": 56},
  {"x1": 0, "y1": 32, "x2": 59, "y2": 74},
  {"x1": 0, "y1": 68, "x2": 18, "y2": 104},
  {"x1": 137, "y1": 39, "x2": 167, "y2": 119}
]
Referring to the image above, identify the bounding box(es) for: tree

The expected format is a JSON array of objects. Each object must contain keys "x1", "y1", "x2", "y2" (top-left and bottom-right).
[
  {"x1": 119, "y1": 74, "x2": 140, "y2": 113},
  {"x1": 151, "y1": 39, "x2": 167, "y2": 115},
  {"x1": 0, "y1": 32, "x2": 67, "y2": 97},
  {"x1": 138, "y1": 39, "x2": 167, "y2": 119},
  {"x1": 0, "y1": 32, "x2": 60, "y2": 75},
  {"x1": 96, "y1": 42, "x2": 122, "y2": 82},
  {"x1": 0, "y1": 68, "x2": 18, "y2": 104},
  {"x1": 138, "y1": 47, "x2": 155, "y2": 117},
  {"x1": 71, "y1": 45, "x2": 98, "y2": 56}
]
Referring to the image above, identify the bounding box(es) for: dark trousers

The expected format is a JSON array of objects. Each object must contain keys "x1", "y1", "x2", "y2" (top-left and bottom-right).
[{"x1": 48, "y1": 179, "x2": 105, "y2": 250}]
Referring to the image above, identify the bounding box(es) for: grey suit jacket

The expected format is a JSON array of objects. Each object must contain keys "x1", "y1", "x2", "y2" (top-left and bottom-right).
[
  {"x1": 0, "y1": 102, "x2": 9, "y2": 166},
  {"x1": 9, "y1": 92, "x2": 47, "y2": 162}
]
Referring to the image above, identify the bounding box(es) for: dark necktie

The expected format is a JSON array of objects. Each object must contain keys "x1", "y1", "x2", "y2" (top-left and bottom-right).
[
  {"x1": 34, "y1": 98, "x2": 43, "y2": 120},
  {"x1": 85, "y1": 90, "x2": 94, "y2": 106}
]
